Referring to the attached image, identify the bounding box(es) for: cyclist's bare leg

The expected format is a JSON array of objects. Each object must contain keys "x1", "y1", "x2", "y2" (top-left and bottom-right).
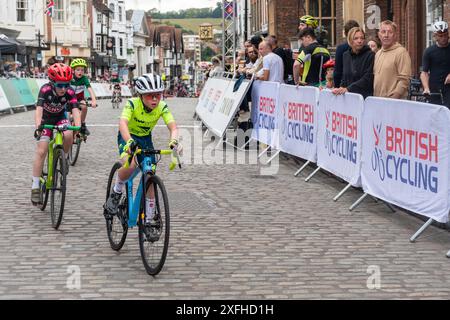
[
  {"x1": 80, "y1": 101, "x2": 88, "y2": 123},
  {"x1": 62, "y1": 130, "x2": 74, "y2": 154},
  {"x1": 32, "y1": 141, "x2": 49, "y2": 177}
]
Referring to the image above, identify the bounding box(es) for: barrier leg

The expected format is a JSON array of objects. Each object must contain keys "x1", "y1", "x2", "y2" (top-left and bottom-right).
[
  {"x1": 409, "y1": 218, "x2": 434, "y2": 243},
  {"x1": 23, "y1": 105, "x2": 27, "y2": 112},
  {"x1": 203, "y1": 129, "x2": 209, "y2": 139},
  {"x1": 240, "y1": 137, "x2": 254, "y2": 150},
  {"x1": 294, "y1": 161, "x2": 310, "y2": 177},
  {"x1": 385, "y1": 202, "x2": 396, "y2": 213},
  {"x1": 258, "y1": 146, "x2": 270, "y2": 159},
  {"x1": 349, "y1": 193, "x2": 368, "y2": 211},
  {"x1": 215, "y1": 136, "x2": 223, "y2": 149},
  {"x1": 9, "y1": 108, "x2": 14, "y2": 115},
  {"x1": 305, "y1": 167, "x2": 321, "y2": 182},
  {"x1": 333, "y1": 183, "x2": 352, "y2": 202},
  {"x1": 265, "y1": 150, "x2": 280, "y2": 165}
]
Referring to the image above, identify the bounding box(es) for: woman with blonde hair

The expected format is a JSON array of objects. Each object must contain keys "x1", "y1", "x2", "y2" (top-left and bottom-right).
[{"x1": 332, "y1": 27, "x2": 375, "y2": 98}]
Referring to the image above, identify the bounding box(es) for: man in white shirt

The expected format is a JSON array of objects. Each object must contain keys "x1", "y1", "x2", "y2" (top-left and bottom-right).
[{"x1": 256, "y1": 41, "x2": 284, "y2": 83}]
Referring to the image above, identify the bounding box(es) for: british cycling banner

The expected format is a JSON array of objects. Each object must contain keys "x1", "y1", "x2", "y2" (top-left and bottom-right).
[
  {"x1": 361, "y1": 97, "x2": 450, "y2": 223},
  {"x1": 317, "y1": 90, "x2": 364, "y2": 187},
  {"x1": 278, "y1": 84, "x2": 319, "y2": 162},
  {"x1": 251, "y1": 81, "x2": 280, "y2": 148}
]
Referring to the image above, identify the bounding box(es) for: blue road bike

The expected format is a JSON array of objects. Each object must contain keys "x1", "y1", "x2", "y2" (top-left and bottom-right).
[{"x1": 104, "y1": 144, "x2": 180, "y2": 275}]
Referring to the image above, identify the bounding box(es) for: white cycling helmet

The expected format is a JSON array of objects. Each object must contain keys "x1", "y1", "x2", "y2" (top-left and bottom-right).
[
  {"x1": 135, "y1": 73, "x2": 164, "y2": 94},
  {"x1": 432, "y1": 20, "x2": 448, "y2": 33}
]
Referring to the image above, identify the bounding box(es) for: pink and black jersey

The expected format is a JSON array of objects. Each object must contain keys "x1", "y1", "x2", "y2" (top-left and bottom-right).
[{"x1": 36, "y1": 83, "x2": 79, "y2": 124}]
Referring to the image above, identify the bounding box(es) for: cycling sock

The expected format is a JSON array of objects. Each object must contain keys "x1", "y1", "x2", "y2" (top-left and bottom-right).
[
  {"x1": 113, "y1": 177, "x2": 125, "y2": 194},
  {"x1": 32, "y1": 177, "x2": 40, "y2": 189},
  {"x1": 145, "y1": 198, "x2": 155, "y2": 223}
]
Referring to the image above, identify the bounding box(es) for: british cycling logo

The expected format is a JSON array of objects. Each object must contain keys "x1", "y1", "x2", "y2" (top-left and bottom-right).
[
  {"x1": 324, "y1": 109, "x2": 357, "y2": 164},
  {"x1": 371, "y1": 122, "x2": 439, "y2": 194},
  {"x1": 282, "y1": 101, "x2": 314, "y2": 143}
]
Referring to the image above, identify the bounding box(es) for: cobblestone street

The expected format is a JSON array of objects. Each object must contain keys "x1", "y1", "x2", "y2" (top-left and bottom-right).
[{"x1": 1, "y1": 98, "x2": 450, "y2": 299}]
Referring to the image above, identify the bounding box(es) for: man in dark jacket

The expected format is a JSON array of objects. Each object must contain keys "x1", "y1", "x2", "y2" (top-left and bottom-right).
[{"x1": 333, "y1": 27, "x2": 374, "y2": 99}]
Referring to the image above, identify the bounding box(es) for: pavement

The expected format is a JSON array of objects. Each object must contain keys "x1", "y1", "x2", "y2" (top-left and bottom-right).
[{"x1": 1, "y1": 97, "x2": 450, "y2": 299}]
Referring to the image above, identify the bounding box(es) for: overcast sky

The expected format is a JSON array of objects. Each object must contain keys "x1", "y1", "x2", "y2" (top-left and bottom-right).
[{"x1": 125, "y1": 0, "x2": 218, "y2": 12}]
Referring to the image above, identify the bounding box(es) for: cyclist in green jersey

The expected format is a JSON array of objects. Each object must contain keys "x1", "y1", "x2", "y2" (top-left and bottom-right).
[
  {"x1": 104, "y1": 74, "x2": 183, "y2": 227},
  {"x1": 70, "y1": 58, "x2": 98, "y2": 135}
]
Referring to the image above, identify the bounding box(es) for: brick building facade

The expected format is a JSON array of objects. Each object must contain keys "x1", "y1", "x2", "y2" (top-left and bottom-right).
[{"x1": 250, "y1": 0, "x2": 450, "y2": 77}]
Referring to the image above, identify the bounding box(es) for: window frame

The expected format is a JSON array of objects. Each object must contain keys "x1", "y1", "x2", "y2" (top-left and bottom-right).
[
  {"x1": 306, "y1": 0, "x2": 336, "y2": 47},
  {"x1": 54, "y1": 0, "x2": 65, "y2": 23},
  {"x1": 16, "y1": 0, "x2": 28, "y2": 22}
]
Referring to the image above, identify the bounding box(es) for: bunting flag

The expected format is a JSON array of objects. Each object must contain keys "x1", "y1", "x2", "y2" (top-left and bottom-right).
[{"x1": 44, "y1": 0, "x2": 55, "y2": 17}]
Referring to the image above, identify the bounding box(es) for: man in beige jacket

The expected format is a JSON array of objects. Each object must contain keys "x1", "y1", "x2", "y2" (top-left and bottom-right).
[{"x1": 374, "y1": 20, "x2": 412, "y2": 99}]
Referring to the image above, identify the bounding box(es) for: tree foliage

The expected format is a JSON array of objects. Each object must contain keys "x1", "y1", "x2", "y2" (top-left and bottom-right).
[{"x1": 149, "y1": 2, "x2": 222, "y2": 19}]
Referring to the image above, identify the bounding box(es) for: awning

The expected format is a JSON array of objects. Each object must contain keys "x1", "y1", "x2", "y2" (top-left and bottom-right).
[{"x1": 0, "y1": 35, "x2": 26, "y2": 55}]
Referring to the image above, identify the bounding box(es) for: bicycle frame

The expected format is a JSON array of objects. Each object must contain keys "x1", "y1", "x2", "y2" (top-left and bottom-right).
[
  {"x1": 40, "y1": 125, "x2": 80, "y2": 189},
  {"x1": 125, "y1": 156, "x2": 155, "y2": 228},
  {"x1": 43, "y1": 130, "x2": 64, "y2": 189}
]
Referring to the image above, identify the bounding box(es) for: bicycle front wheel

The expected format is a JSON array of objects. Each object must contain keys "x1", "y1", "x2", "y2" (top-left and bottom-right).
[
  {"x1": 50, "y1": 147, "x2": 67, "y2": 229},
  {"x1": 68, "y1": 135, "x2": 82, "y2": 166},
  {"x1": 105, "y1": 162, "x2": 128, "y2": 251},
  {"x1": 138, "y1": 174, "x2": 170, "y2": 276}
]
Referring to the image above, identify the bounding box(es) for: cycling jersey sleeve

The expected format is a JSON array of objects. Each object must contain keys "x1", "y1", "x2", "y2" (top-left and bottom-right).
[
  {"x1": 121, "y1": 99, "x2": 134, "y2": 121},
  {"x1": 161, "y1": 104, "x2": 175, "y2": 125},
  {"x1": 66, "y1": 88, "x2": 80, "y2": 112},
  {"x1": 83, "y1": 76, "x2": 91, "y2": 88},
  {"x1": 422, "y1": 47, "x2": 431, "y2": 73}
]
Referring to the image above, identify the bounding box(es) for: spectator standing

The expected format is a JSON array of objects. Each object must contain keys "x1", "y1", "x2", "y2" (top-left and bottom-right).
[
  {"x1": 373, "y1": 20, "x2": 412, "y2": 99},
  {"x1": 420, "y1": 20, "x2": 450, "y2": 108},
  {"x1": 334, "y1": 20, "x2": 360, "y2": 88},
  {"x1": 266, "y1": 35, "x2": 293, "y2": 84},
  {"x1": 256, "y1": 41, "x2": 284, "y2": 83},
  {"x1": 332, "y1": 27, "x2": 374, "y2": 99},
  {"x1": 295, "y1": 27, "x2": 330, "y2": 87}
]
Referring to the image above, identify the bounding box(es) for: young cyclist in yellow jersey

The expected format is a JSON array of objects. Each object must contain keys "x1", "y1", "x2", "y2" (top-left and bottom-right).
[{"x1": 104, "y1": 74, "x2": 182, "y2": 228}]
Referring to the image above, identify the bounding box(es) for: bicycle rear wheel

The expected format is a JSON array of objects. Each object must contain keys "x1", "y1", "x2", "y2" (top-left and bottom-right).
[
  {"x1": 68, "y1": 135, "x2": 82, "y2": 166},
  {"x1": 50, "y1": 147, "x2": 67, "y2": 229},
  {"x1": 138, "y1": 174, "x2": 170, "y2": 276},
  {"x1": 105, "y1": 162, "x2": 128, "y2": 251}
]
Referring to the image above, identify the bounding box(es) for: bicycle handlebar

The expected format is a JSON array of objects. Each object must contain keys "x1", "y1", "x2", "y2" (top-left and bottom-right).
[
  {"x1": 42, "y1": 124, "x2": 81, "y2": 131},
  {"x1": 409, "y1": 92, "x2": 442, "y2": 97},
  {"x1": 122, "y1": 146, "x2": 181, "y2": 171}
]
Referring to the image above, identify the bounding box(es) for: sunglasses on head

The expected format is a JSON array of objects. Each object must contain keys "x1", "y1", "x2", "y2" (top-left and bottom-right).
[{"x1": 54, "y1": 82, "x2": 70, "y2": 89}]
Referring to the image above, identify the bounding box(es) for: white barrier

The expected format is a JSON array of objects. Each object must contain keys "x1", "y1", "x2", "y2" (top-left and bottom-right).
[
  {"x1": 121, "y1": 85, "x2": 132, "y2": 97},
  {"x1": 359, "y1": 97, "x2": 450, "y2": 229},
  {"x1": 313, "y1": 90, "x2": 364, "y2": 195},
  {"x1": 278, "y1": 85, "x2": 319, "y2": 174},
  {"x1": 90, "y1": 83, "x2": 108, "y2": 97},
  {"x1": 195, "y1": 77, "x2": 231, "y2": 135},
  {"x1": 0, "y1": 85, "x2": 11, "y2": 112},
  {"x1": 35, "y1": 79, "x2": 49, "y2": 90},
  {"x1": 195, "y1": 75, "x2": 252, "y2": 141},
  {"x1": 251, "y1": 81, "x2": 280, "y2": 149}
]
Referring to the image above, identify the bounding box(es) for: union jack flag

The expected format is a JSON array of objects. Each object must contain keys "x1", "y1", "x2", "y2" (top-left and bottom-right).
[{"x1": 44, "y1": 0, "x2": 55, "y2": 17}]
